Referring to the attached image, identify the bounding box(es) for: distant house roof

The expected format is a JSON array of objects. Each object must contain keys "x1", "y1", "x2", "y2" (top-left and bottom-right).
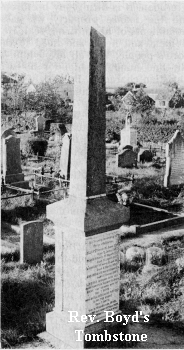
[
  {"x1": 121, "y1": 91, "x2": 137, "y2": 107},
  {"x1": 147, "y1": 93, "x2": 158, "y2": 101},
  {"x1": 26, "y1": 83, "x2": 36, "y2": 94},
  {"x1": 144, "y1": 88, "x2": 175, "y2": 101},
  {"x1": 1, "y1": 73, "x2": 18, "y2": 85}
]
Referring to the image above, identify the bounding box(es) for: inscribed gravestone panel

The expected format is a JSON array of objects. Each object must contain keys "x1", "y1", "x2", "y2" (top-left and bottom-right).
[
  {"x1": 20, "y1": 221, "x2": 43, "y2": 264},
  {"x1": 3, "y1": 135, "x2": 22, "y2": 176},
  {"x1": 86, "y1": 230, "x2": 120, "y2": 324}
]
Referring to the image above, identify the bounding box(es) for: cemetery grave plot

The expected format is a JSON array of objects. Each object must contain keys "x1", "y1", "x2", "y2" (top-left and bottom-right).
[
  {"x1": 106, "y1": 146, "x2": 184, "y2": 216},
  {"x1": 119, "y1": 226, "x2": 184, "y2": 337}
]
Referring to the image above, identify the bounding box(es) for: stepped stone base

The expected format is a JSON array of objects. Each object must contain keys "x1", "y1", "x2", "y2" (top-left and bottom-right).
[
  {"x1": 47, "y1": 195, "x2": 130, "y2": 234},
  {"x1": 39, "y1": 310, "x2": 127, "y2": 349}
]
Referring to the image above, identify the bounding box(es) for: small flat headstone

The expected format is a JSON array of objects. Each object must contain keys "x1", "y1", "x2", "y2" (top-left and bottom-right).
[
  {"x1": 117, "y1": 149, "x2": 137, "y2": 168},
  {"x1": 20, "y1": 221, "x2": 43, "y2": 264},
  {"x1": 3, "y1": 135, "x2": 24, "y2": 183}
]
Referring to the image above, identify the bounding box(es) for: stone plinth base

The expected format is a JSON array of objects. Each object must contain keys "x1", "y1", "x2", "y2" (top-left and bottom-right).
[
  {"x1": 39, "y1": 310, "x2": 128, "y2": 349},
  {"x1": 4, "y1": 173, "x2": 24, "y2": 184},
  {"x1": 47, "y1": 195, "x2": 130, "y2": 234}
]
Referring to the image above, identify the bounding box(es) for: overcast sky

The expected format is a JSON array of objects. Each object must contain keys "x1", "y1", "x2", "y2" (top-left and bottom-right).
[{"x1": 1, "y1": 1, "x2": 184, "y2": 87}]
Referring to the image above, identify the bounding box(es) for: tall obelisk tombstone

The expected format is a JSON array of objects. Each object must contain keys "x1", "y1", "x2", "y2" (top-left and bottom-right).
[{"x1": 43, "y1": 27, "x2": 130, "y2": 349}]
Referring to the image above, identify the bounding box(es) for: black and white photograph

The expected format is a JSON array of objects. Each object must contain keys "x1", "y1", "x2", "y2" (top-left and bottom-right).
[{"x1": 1, "y1": 1, "x2": 184, "y2": 349}]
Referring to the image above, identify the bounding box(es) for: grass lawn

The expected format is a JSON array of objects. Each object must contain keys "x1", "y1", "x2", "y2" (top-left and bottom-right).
[
  {"x1": 1, "y1": 244, "x2": 55, "y2": 348},
  {"x1": 120, "y1": 236, "x2": 184, "y2": 333}
]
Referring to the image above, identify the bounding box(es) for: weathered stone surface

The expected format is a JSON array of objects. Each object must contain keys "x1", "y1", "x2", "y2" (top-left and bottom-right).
[
  {"x1": 3, "y1": 135, "x2": 24, "y2": 184},
  {"x1": 117, "y1": 149, "x2": 137, "y2": 168},
  {"x1": 164, "y1": 130, "x2": 184, "y2": 186},
  {"x1": 126, "y1": 246, "x2": 145, "y2": 262},
  {"x1": 60, "y1": 133, "x2": 72, "y2": 180},
  {"x1": 20, "y1": 221, "x2": 43, "y2": 264}
]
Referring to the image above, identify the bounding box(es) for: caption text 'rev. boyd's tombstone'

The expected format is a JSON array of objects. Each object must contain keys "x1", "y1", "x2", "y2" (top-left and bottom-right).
[
  {"x1": 40, "y1": 27, "x2": 130, "y2": 349},
  {"x1": 164, "y1": 130, "x2": 184, "y2": 187}
]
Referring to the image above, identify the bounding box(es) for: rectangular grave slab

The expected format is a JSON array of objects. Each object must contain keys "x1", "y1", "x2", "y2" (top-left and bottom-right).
[
  {"x1": 3, "y1": 135, "x2": 25, "y2": 184},
  {"x1": 20, "y1": 221, "x2": 43, "y2": 264},
  {"x1": 117, "y1": 149, "x2": 137, "y2": 168}
]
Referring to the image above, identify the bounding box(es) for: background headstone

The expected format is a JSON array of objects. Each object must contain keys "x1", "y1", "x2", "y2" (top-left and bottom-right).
[
  {"x1": 60, "y1": 133, "x2": 72, "y2": 180},
  {"x1": 20, "y1": 221, "x2": 43, "y2": 264},
  {"x1": 1, "y1": 128, "x2": 17, "y2": 167},
  {"x1": 120, "y1": 126, "x2": 137, "y2": 149},
  {"x1": 120, "y1": 113, "x2": 137, "y2": 149},
  {"x1": 35, "y1": 115, "x2": 45, "y2": 132},
  {"x1": 137, "y1": 149, "x2": 153, "y2": 163},
  {"x1": 117, "y1": 149, "x2": 137, "y2": 168},
  {"x1": 164, "y1": 130, "x2": 184, "y2": 186},
  {"x1": 3, "y1": 135, "x2": 24, "y2": 183},
  {"x1": 44, "y1": 119, "x2": 51, "y2": 132}
]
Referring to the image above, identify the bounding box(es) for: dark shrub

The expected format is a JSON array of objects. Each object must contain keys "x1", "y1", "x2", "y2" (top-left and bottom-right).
[{"x1": 26, "y1": 138, "x2": 48, "y2": 156}]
